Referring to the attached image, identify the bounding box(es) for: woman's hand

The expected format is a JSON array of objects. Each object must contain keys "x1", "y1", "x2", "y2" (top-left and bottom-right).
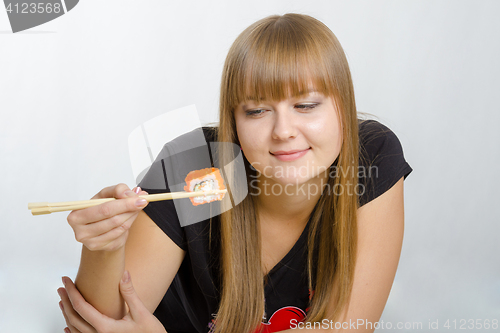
[
  {"x1": 58, "y1": 271, "x2": 167, "y2": 333},
  {"x1": 67, "y1": 184, "x2": 148, "y2": 252}
]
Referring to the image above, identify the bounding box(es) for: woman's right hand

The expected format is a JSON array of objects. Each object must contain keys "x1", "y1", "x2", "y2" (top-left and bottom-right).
[{"x1": 67, "y1": 184, "x2": 149, "y2": 252}]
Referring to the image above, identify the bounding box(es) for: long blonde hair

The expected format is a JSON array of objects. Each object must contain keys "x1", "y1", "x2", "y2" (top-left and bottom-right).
[{"x1": 214, "y1": 13, "x2": 359, "y2": 333}]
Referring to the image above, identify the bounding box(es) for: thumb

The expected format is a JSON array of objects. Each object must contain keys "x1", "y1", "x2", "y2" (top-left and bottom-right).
[{"x1": 119, "y1": 270, "x2": 146, "y2": 319}]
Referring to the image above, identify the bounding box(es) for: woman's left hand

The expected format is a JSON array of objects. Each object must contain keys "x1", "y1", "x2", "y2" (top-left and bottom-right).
[{"x1": 57, "y1": 270, "x2": 166, "y2": 333}]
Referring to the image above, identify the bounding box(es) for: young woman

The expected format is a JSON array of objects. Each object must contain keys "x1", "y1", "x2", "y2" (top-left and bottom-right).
[{"x1": 57, "y1": 13, "x2": 412, "y2": 333}]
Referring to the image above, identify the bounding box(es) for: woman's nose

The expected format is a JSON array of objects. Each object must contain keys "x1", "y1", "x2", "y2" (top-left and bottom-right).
[{"x1": 271, "y1": 107, "x2": 297, "y2": 141}]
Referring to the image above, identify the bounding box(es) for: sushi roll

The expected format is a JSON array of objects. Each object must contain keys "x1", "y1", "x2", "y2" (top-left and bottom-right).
[{"x1": 184, "y1": 168, "x2": 226, "y2": 206}]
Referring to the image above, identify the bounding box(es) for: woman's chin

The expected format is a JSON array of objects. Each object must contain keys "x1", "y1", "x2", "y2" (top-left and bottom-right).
[{"x1": 269, "y1": 175, "x2": 312, "y2": 187}]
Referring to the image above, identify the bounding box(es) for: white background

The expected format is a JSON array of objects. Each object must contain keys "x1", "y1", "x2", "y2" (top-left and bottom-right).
[{"x1": 1, "y1": 0, "x2": 499, "y2": 332}]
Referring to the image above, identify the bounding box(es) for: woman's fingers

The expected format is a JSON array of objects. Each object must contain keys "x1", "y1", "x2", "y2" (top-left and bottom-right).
[
  {"x1": 117, "y1": 271, "x2": 168, "y2": 332},
  {"x1": 68, "y1": 195, "x2": 147, "y2": 226},
  {"x1": 119, "y1": 270, "x2": 148, "y2": 320},
  {"x1": 60, "y1": 301, "x2": 83, "y2": 333},
  {"x1": 58, "y1": 287, "x2": 96, "y2": 333},
  {"x1": 58, "y1": 272, "x2": 166, "y2": 333},
  {"x1": 66, "y1": 185, "x2": 148, "y2": 251},
  {"x1": 84, "y1": 224, "x2": 130, "y2": 252},
  {"x1": 75, "y1": 211, "x2": 138, "y2": 244},
  {"x1": 91, "y1": 183, "x2": 131, "y2": 200}
]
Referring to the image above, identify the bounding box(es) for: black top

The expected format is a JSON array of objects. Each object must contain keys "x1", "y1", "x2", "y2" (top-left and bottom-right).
[{"x1": 138, "y1": 119, "x2": 413, "y2": 333}]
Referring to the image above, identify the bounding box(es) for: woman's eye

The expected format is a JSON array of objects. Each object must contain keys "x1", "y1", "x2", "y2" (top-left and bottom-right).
[
  {"x1": 245, "y1": 103, "x2": 319, "y2": 117},
  {"x1": 295, "y1": 103, "x2": 319, "y2": 110},
  {"x1": 245, "y1": 109, "x2": 266, "y2": 116}
]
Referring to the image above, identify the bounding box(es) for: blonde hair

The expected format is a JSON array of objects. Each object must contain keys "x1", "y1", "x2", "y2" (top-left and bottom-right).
[{"x1": 214, "y1": 13, "x2": 359, "y2": 333}]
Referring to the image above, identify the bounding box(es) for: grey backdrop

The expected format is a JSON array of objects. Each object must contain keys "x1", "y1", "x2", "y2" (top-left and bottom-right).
[{"x1": 1, "y1": 0, "x2": 499, "y2": 332}]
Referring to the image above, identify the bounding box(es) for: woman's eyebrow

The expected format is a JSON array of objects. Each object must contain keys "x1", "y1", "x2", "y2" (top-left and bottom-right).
[
  {"x1": 243, "y1": 90, "x2": 320, "y2": 101},
  {"x1": 290, "y1": 90, "x2": 321, "y2": 98},
  {"x1": 299, "y1": 89, "x2": 319, "y2": 95}
]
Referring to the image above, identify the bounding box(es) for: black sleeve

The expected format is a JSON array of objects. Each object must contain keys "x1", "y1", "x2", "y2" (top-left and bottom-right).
[
  {"x1": 136, "y1": 126, "x2": 218, "y2": 251},
  {"x1": 358, "y1": 119, "x2": 413, "y2": 207},
  {"x1": 138, "y1": 158, "x2": 188, "y2": 251}
]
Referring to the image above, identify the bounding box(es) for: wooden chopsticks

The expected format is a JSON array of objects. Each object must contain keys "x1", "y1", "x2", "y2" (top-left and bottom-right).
[{"x1": 28, "y1": 189, "x2": 228, "y2": 215}]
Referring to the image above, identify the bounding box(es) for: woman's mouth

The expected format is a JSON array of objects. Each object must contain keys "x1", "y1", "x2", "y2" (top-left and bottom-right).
[{"x1": 270, "y1": 148, "x2": 311, "y2": 161}]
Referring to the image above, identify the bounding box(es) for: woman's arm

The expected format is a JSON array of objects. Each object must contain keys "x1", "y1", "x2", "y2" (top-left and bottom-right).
[
  {"x1": 281, "y1": 176, "x2": 406, "y2": 332},
  {"x1": 123, "y1": 210, "x2": 186, "y2": 313},
  {"x1": 72, "y1": 185, "x2": 185, "y2": 319},
  {"x1": 59, "y1": 271, "x2": 168, "y2": 333}
]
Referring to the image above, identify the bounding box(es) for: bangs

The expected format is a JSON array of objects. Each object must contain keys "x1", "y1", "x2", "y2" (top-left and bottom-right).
[{"x1": 227, "y1": 18, "x2": 337, "y2": 109}]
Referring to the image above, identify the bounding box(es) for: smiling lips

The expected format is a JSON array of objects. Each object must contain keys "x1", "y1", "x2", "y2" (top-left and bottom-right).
[{"x1": 270, "y1": 148, "x2": 311, "y2": 161}]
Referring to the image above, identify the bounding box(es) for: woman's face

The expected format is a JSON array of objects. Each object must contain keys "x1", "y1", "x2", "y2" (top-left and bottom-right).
[{"x1": 234, "y1": 89, "x2": 343, "y2": 186}]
